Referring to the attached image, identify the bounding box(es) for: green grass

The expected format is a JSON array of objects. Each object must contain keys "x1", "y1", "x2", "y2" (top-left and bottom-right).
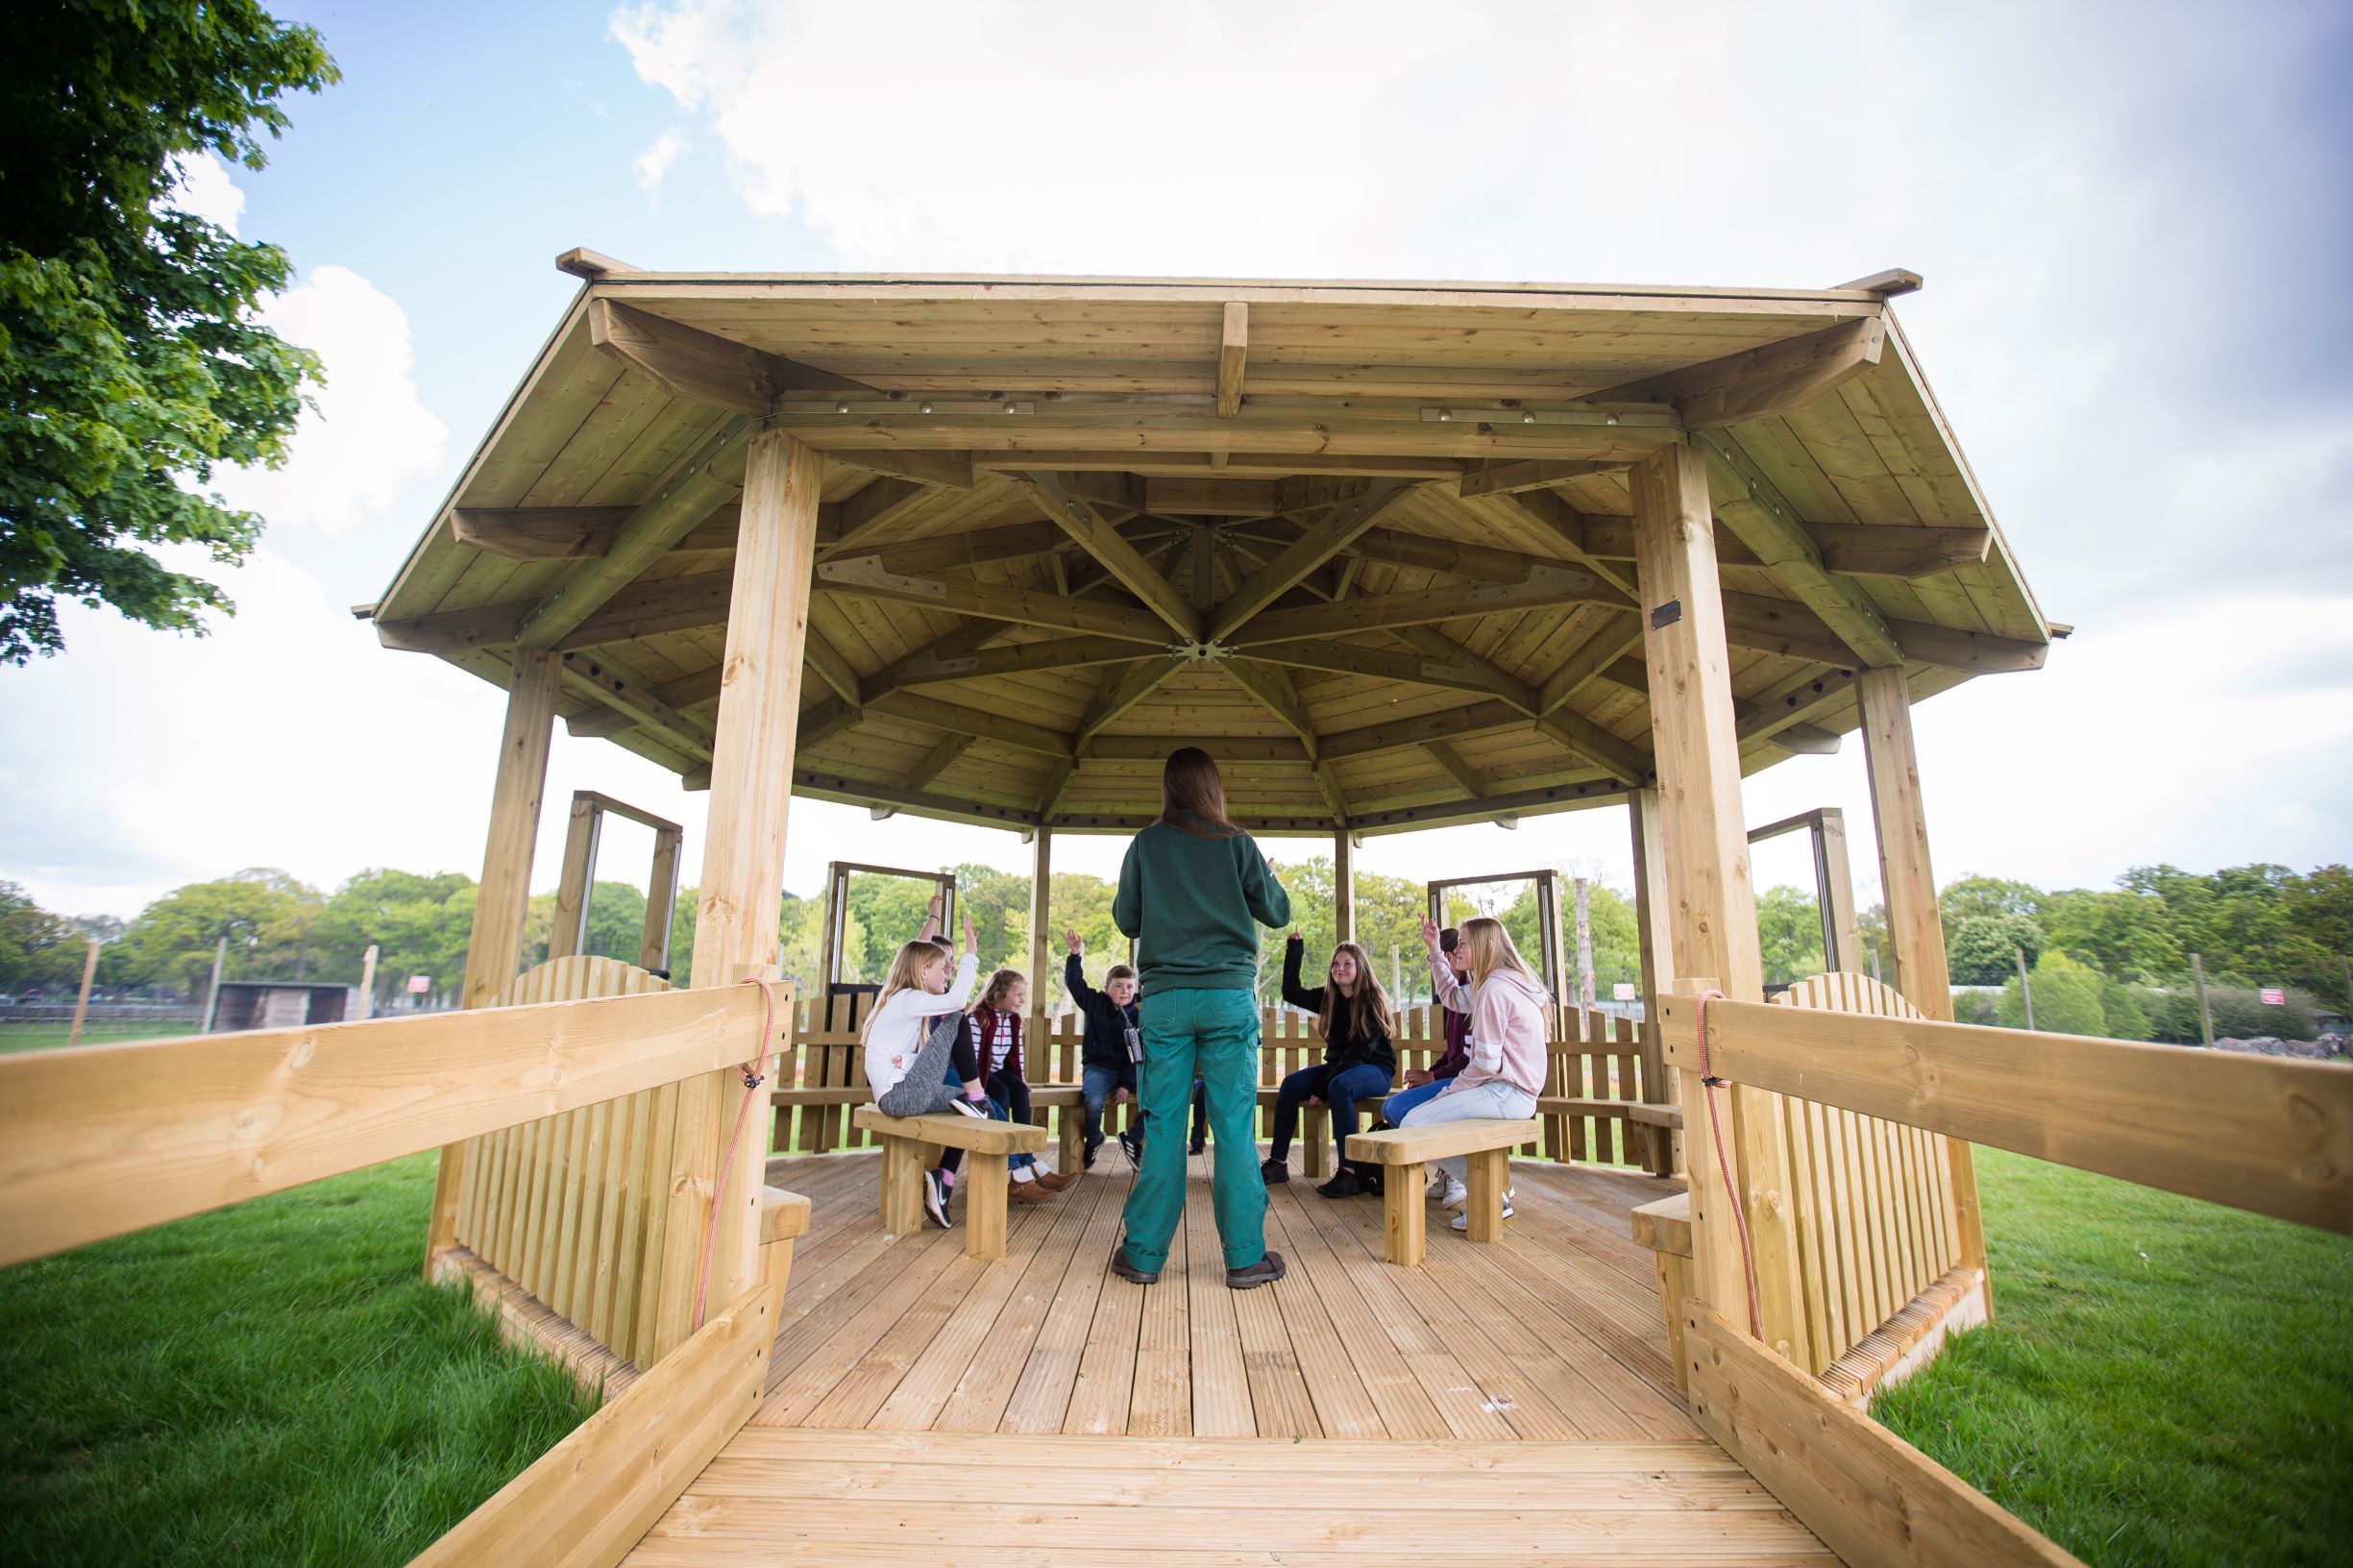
[
  {"x1": 1873, "y1": 1148, "x2": 2353, "y2": 1568},
  {"x1": 0, "y1": 1020, "x2": 198, "y2": 1055},
  {"x1": 0, "y1": 1153, "x2": 598, "y2": 1567}
]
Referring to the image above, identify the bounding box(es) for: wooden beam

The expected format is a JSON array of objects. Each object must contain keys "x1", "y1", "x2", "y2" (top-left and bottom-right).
[
  {"x1": 1533, "y1": 708, "x2": 1652, "y2": 788},
  {"x1": 800, "y1": 627, "x2": 863, "y2": 709},
  {"x1": 0, "y1": 983, "x2": 782, "y2": 1270},
  {"x1": 1835, "y1": 266, "x2": 1925, "y2": 296},
  {"x1": 546, "y1": 795, "x2": 600, "y2": 963},
  {"x1": 1140, "y1": 475, "x2": 1363, "y2": 515},
  {"x1": 1881, "y1": 620, "x2": 2046, "y2": 674},
  {"x1": 1630, "y1": 442, "x2": 1806, "y2": 1361},
  {"x1": 1075, "y1": 657, "x2": 1187, "y2": 747},
  {"x1": 1572, "y1": 511, "x2": 1764, "y2": 570},
  {"x1": 1241, "y1": 637, "x2": 1507, "y2": 706},
  {"x1": 1087, "y1": 734, "x2": 1308, "y2": 763},
  {"x1": 1221, "y1": 658, "x2": 1320, "y2": 758},
  {"x1": 814, "y1": 476, "x2": 930, "y2": 563},
  {"x1": 867, "y1": 633, "x2": 1137, "y2": 694},
  {"x1": 1018, "y1": 471, "x2": 1202, "y2": 641},
  {"x1": 866, "y1": 689, "x2": 1073, "y2": 759},
  {"x1": 553, "y1": 247, "x2": 637, "y2": 280},
  {"x1": 1334, "y1": 828, "x2": 1355, "y2": 943},
  {"x1": 453, "y1": 506, "x2": 635, "y2": 560},
  {"x1": 1538, "y1": 611, "x2": 1645, "y2": 718},
  {"x1": 1804, "y1": 522, "x2": 1991, "y2": 578},
  {"x1": 825, "y1": 519, "x2": 1063, "y2": 579},
  {"x1": 817, "y1": 556, "x2": 1167, "y2": 644},
  {"x1": 1227, "y1": 563, "x2": 1615, "y2": 646},
  {"x1": 1320, "y1": 698, "x2": 1525, "y2": 762},
  {"x1": 561, "y1": 649, "x2": 717, "y2": 756},
  {"x1": 1034, "y1": 758, "x2": 1078, "y2": 819},
  {"x1": 1344, "y1": 527, "x2": 1552, "y2": 584},
  {"x1": 513, "y1": 418, "x2": 756, "y2": 650},
  {"x1": 1457, "y1": 458, "x2": 1621, "y2": 498},
  {"x1": 1721, "y1": 591, "x2": 1864, "y2": 668},
  {"x1": 1215, "y1": 302, "x2": 1248, "y2": 418},
  {"x1": 1487, "y1": 488, "x2": 1640, "y2": 596},
  {"x1": 1390, "y1": 624, "x2": 1539, "y2": 714},
  {"x1": 1204, "y1": 480, "x2": 1411, "y2": 642},
  {"x1": 792, "y1": 769, "x2": 1041, "y2": 831},
  {"x1": 1700, "y1": 436, "x2": 1905, "y2": 668},
  {"x1": 588, "y1": 297, "x2": 868, "y2": 413},
  {"x1": 1583, "y1": 315, "x2": 1886, "y2": 429},
  {"x1": 829, "y1": 448, "x2": 976, "y2": 490},
  {"x1": 1027, "y1": 829, "x2": 1053, "y2": 1042},
  {"x1": 1421, "y1": 740, "x2": 1487, "y2": 798},
  {"x1": 897, "y1": 733, "x2": 975, "y2": 794},
  {"x1": 1347, "y1": 775, "x2": 1623, "y2": 835},
  {"x1": 1312, "y1": 763, "x2": 1351, "y2": 828},
  {"x1": 660, "y1": 428, "x2": 824, "y2": 1359},
  {"x1": 979, "y1": 451, "x2": 1470, "y2": 480}
]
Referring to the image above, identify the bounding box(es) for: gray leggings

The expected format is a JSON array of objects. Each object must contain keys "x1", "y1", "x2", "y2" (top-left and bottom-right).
[{"x1": 874, "y1": 1013, "x2": 967, "y2": 1118}]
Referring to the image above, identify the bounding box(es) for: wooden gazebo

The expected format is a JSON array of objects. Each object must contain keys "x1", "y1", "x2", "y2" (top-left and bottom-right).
[{"x1": 36, "y1": 259, "x2": 2342, "y2": 1568}]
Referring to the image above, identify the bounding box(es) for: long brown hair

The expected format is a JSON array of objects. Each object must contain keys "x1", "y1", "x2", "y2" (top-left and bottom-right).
[
  {"x1": 1458, "y1": 917, "x2": 1540, "y2": 989},
  {"x1": 1159, "y1": 746, "x2": 1239, "y2": 838},
  {"x1": 861, "y1": 939, "x2": 951, "y2": 1043},
  {"x1": 971, "y1": 968, "x2": 1025, "y2": 1016},
  {"x1": 1316, "y1": 941, "x2": 1398, "y2": 1044}
]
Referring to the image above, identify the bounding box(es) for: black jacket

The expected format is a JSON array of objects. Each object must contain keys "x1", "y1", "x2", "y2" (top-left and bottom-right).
[
  {"x1": 1282, "y1": 939, "x2": 1397, "y2": 1075},
  {"x1": 1066, "y1": 951, "x2": 1141, "y2": 1072}
]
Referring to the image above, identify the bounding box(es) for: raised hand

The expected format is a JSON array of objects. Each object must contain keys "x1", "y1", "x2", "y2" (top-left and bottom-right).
[
  {"x1": 962, "y1": 910, "x2": 978, "y2": 953},
  {"x1": 1287, "y1": 929, "x2": 1303, "y2": 944},
  {"x1": 1064, "y1": 926, "x2": 1082, "y2": 954},
  {"x1": 926, "y1": 891, "x2": 944, "y2": 919},
  {"x1": 1419, "y1": 915, "x2": 1441, "y2": 950}
]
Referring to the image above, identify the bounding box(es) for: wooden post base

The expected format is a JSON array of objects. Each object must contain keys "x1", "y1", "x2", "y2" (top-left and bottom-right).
[
  {"x1": 1465, "y1": 1148, "x2": 1509, "y2": 1243},
  {"x1": 1384, "y1": 1160, "x2": 1428, "y2": 1266},
  {"x1": 1303, "y1": 1103, "x2": 1331, "y2": 1181}
]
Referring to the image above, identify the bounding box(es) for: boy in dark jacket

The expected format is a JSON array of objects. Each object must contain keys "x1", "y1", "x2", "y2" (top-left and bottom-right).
[{"x1": 1064, "y1": 932, "x2": 1142, "y2": 1169}]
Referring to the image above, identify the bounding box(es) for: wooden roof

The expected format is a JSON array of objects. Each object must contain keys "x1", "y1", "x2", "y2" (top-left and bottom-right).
[{"x1": 367, "y1": 263, "x2": 2051, "y2": 837}]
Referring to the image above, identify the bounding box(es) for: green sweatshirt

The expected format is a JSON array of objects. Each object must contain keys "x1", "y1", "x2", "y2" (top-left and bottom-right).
[{"x1": 1112, "y1": 814, "x2": 1292, "y2": 995}]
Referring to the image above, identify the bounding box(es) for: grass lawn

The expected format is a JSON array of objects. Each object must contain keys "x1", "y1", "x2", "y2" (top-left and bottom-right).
[
  {"x1": 0, "y1": 1153, "x2": 597, "y2": 1567},
  {"x1": 1873, "y1": 1147, "x2": 2353, "y2": 1568},
  {"x1": 0, "y1": 1020, "x2": 199, "y2": 1055}
]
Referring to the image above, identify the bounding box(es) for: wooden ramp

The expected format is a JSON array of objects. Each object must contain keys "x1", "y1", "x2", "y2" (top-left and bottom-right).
[
  {"x1": 622, "y1": 1429, "x2": 1835, "y2": 1565},
  {"x1": 612, "y1": 1150, "x2": 1833, "y2": 1565}
]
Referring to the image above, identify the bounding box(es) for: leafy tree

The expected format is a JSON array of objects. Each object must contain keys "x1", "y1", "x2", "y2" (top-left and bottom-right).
[
  {"x1": 0, "y1": 881, "x2": 91, "y2": 992},
  {"x1": 315, "y1": 868, "x2": 472, "y2": 1004},
  {"x1": 2, "y1": 2, "x2": 336, "y2": 662},
  {"x1": 1756, "y1": 884, "x2": 1828, "y2": 986},
  {"x1": 111, "y1": 869, "x2": 322, "y2": 995},
  {"x1": 1996, "y1": 951, "x2": 2106, "y2": 1037},
  {"x1": 2043, "y1": 889, "x2": 2183, "y2": 978},
  {"x1": 1946, "y1": 912, "x2": 2044, "y2": 986},
  {"x1": 1938, "y1": 875, "x2": 2045, "y2": 925}
]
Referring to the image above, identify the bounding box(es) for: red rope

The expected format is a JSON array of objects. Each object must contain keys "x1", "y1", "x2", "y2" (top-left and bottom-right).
[
  {"x1": 1694, "y1": 989, "x2": 1763, "y2": 1338},
  {"x1": 694, "y1": 976, "x2": 778, "y2": 1333}
]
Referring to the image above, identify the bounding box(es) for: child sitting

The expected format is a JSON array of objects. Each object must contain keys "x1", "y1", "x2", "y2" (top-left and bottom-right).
[
  {"x1": 1265, "y1": 934, "x2": 1398, "y2": 1198},
  {"x1": 1404, "y1": 915, "x2": 1547, "y2": 1229},
  {"x1": 1064, "y1": 930, "x2": 1142, "y2": 1169},
  {"x1": 971, "y1": 968, "x2": 1078, "y2": 1202}
]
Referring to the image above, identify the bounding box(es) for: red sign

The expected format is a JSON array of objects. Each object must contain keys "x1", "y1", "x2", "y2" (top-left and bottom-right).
[
  {"x1": 2260, "y1": 987, "x2": 2286, "y2": 1006},
  {"x1": 407, "y1": 975, "x2": 432, "y2": 994}
]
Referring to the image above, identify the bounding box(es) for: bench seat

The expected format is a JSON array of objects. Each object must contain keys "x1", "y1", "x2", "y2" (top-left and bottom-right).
[
  {"x1": 848, "y1": 1107, "x2": 1046, "y2": 1260},
  {"x1": 1346, "y1": 1118, "x2": 1538, "y2": 1266}
]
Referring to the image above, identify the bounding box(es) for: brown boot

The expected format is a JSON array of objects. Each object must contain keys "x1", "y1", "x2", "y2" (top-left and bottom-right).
[
  {"x1": 1010, "y1": 1178, "x2": 1056, "y2": 1204},
  {"x1": 1031, "y1": 1167, "x2": 1081, "y2": 1192}
]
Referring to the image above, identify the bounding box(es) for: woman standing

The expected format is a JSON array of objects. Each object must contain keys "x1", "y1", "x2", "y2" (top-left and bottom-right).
[{"x1": 1108, "y1": 747, "x2": 1293, "y2": 1290}]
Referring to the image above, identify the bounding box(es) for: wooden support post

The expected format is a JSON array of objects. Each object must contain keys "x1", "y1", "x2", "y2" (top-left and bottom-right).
[
  {"x1": 1574, "y1": 876, "x2": 1597, "y2": 1011},
  {"x1": 428, "y1": 647, "x2": 562, "y2": 1272},
  {"x1": 1028, "y1": 826, "x2": 1057, "y2": 1156},
  {"x1": 1465, "y1": 1147, "x2": 1509, "y2": 1243},
  {"x1": 1629, "y1": 444, "x2": 1806, "y2": 1361},
  {"x1": 642, "y1": 827, "x2": 683, "y2": 974},
  {"x1": 2192, "y1": 952, "x2": 2213, "y2": 1047},
  {"x1": 1334, "y1": 829, "x2": 1355, "y2": 945},
  {"x1": 356, "y1": 944, "x2": 379, "y2": 1021},
  {"x1": 1630, "y1": 789, "x2": 1679, "y2": 1174},
  {"x1": 1856, "y1": 663, "x2": 1989, "y2": 1308},
  {"x1": 202, "y1": 937, "x2": 228, "y2": 1032},
  {"x1": 2017, "y1": 947, "x2": 2037, "y2": 1032},
  {"x1": 65, "y1": 939, "x2": 100, "y2": 1049},
  {"x1": 549, "y1": 795, "x2": 601, "y2": 962},
  {"x1": 655, "y1": 430, "x2": 824, "y2": 1362},
  {"x1": 1814, "y1": 808, "x2": 1865, "y2": 972}
]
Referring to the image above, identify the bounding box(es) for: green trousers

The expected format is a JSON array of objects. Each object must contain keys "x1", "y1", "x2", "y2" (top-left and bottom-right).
[{"x1": 1117, "y1": 985, "x2": 1266, "y2": 1273}]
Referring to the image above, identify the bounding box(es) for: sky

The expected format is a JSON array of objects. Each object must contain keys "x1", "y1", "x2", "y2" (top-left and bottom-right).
[{"x1": 3, "y1": 0, "x2": 2349, "y2": 925}]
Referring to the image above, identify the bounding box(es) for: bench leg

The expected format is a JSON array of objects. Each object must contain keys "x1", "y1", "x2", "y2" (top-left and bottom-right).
[
  {"x1": 1654, "y1": 1249, "x2": 1691, "y2": 1396},
  {"x1": 1465, "y1": 1148, "x2": 1508, "y2": 1243},
  {"x1": 1303, "y1": 1104, "x2": 1330, "y2": 1182},
  {"x1": 1059, "y1": 1108, "x2": 1085, "y2": 1174},
  {"x1": 880, "y1": 1136, "x2": 925, "y2": 1236},
  {"x1": 1384, "y1": 1160, "x2": 1427, "y2": 1266},
  {"x1": 965, "y1": 1159, "x2": 1010, "y2": 1260}
]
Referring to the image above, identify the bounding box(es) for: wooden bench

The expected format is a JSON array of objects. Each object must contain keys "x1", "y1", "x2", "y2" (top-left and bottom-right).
[
  {"x1": 1630, "y1": 1188, "x2": 1693, "y2": 1394},
  {"x1": 1345, "y1": 1118, "x2": 1539, "y2": 1267},
  {"x1": 848, "y1": 1107, "x2": 1047, "y2": 1261}
]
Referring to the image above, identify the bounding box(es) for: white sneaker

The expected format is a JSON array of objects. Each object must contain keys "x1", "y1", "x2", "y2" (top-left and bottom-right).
[
  {"x1": 1426, "y1": 1171, "x2": 1448, "y2": 1202},
  {"x1": 1439, "y1": 1177, "x2": 1468, "y2": 1210},
  {"x1": 1451, "y1": 1195, "x2": 1513, "y2": 1231}
]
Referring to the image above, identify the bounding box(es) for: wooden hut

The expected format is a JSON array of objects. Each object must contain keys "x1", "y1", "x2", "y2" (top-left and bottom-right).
[{"x1": 12, "y1": 257, "x2": 2343, "y2": 1568}]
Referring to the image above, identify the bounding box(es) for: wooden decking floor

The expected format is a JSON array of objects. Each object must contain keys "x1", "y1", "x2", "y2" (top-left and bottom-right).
[{"x1": 619, "y1": 1149, "x2": 1831, "y2": 1565}]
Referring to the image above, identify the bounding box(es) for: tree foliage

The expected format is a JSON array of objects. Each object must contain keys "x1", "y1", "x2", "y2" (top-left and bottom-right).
[
  {"x1": 1946, "y1": 912, "x2": 2044, "y2": 986},
  {"x1": 2, "y1": 1, "x2": 336, "y2": 662}
]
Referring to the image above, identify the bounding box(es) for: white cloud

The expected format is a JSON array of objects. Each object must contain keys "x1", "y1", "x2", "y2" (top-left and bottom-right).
[
  {"x1": 634, "y1": 127, "x2": 689, "y2": 201},
  {"x1": 165, "y1": 153, "x2": 246, "y2": 235},
  {"x1": 214, "y1": 265, "x2": 450, "y2": 538}
]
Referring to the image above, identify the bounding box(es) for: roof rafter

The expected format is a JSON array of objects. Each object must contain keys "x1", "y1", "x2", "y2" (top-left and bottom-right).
[
  {"x1": 1216, "y1": 303, "x2": 1248, "y2": 418},
  {"x1": 1075, "y1": 657, "x2": 1189, "y2": 748},
  {"x1": 587, "y1": 297, "x2": 870, "y2": 412},
  {"x1": 1203, "y1": 479, "x2": 1412, "y2": 643},
  {"x1": 1229, "y1": 564, "x2": 1619, "y2": 647},
  {"x1": 1579, "y1": 314, "x2": 1885, "y2": 429},
  {"x1": 1018, "y1": 471, "x2": 1202, "y2": 641},
  {"x1": 816, "y1": 556, "x2": 1168, "y2": 644}
]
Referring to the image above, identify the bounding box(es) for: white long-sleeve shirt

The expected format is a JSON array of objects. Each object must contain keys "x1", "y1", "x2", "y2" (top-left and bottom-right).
[
  {"x1": 863, "y1": 953, "x2": 978, "y2": 1098},
  {"x1": 1426, "y1": 951, "x2": 1549, "y2": 1097}
]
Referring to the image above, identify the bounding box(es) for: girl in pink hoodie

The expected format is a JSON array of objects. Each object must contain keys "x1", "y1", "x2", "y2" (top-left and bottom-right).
[{"x1": 1404, "y1": 914, "x2": 1549, "y2": 1224}]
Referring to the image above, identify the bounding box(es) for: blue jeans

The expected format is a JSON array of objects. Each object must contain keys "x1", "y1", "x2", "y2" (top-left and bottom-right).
[
  {"x1": 1383, "y1": 1077, "x2": 1450, "y2": 1127},
  {"x1": 1083, "y1": 1063, "x2": 1137, "y2": 1148},
  {"x1": 1269, "y1": 1061, "x2": 1392, "y2": 1174}
]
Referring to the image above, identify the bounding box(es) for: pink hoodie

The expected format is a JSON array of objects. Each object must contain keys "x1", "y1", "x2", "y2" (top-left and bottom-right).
[{"x1": 1426, "y1": 951, "x2": 1549, "y2": 1097}]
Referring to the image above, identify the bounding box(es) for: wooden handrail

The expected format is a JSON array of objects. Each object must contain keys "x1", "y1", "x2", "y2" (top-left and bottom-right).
[
  {"x1": 0, "y1": 984, "x2": 783, "y2": 1268},
  {"x1": 1656, "y1": 994, "x2": 2353, "y2": 1236}
]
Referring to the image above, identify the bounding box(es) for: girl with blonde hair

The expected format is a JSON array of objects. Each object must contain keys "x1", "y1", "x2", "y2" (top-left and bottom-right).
[{"x1": 1402, "y1": 914, "x2": 1549, "y2": 1226}]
